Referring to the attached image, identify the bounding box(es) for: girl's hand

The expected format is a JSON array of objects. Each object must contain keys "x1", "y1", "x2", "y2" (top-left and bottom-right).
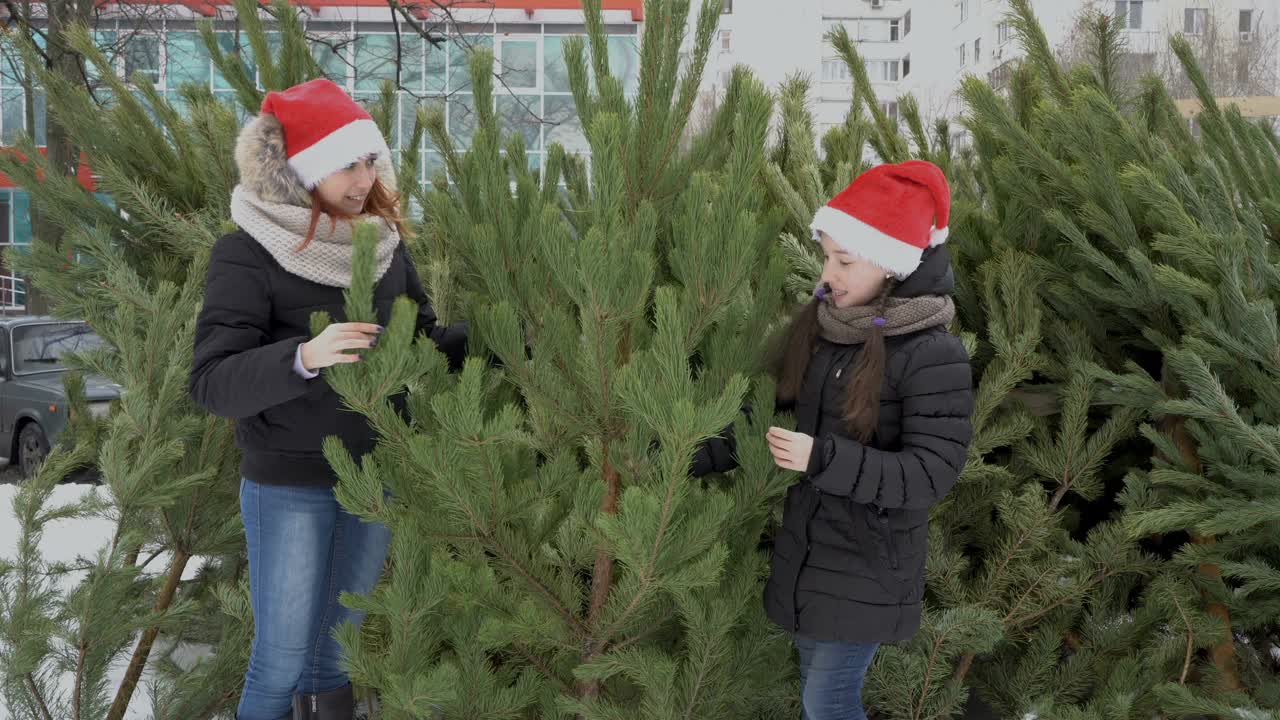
[
  {"x1": 767, "y1": 427, "x2": 815, "y2": 472},
  {"x1": 300, "y1": 323, "x2": 382, "y2": 370}
]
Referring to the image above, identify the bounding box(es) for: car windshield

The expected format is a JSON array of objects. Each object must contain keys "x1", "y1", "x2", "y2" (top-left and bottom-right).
[{"x1": 12, "y1": 322, "x2": 103, "y2": 375}]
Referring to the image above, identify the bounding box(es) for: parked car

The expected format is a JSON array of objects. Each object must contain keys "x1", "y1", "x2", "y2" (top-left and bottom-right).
[{"x1": 0, "y1": 316, "x2": 121, "y2": 479}]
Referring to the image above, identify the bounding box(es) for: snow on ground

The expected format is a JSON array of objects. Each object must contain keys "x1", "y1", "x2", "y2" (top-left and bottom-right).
[{"x1": 0, "y1": 480, "x2": 204, "y2": 720}]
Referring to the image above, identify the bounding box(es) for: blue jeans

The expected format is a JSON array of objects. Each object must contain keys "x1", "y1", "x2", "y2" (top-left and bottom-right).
[
  {"x1": 236, "y1": 478, "x2": 391, "y2": 720},
  {"x1": 795, "y1": 635, "x2": 880, "y2": 720}
]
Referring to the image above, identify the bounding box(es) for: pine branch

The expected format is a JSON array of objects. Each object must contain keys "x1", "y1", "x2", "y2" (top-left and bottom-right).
[
  {"x1": 1005, "y1": 568, "x2": 1112, "y2": 628},
  {"x1": 912, "y1": 625, "x2": 954, "y2": 720},
  {"x1": 73, "y1": 638, "x2": 87, "y2": 720},
  {"x1": 482, "y1": 530, "x2": 588, "y2": 640},
  {"x1": 1170, "y1": 593, "x2": 1194, "y2": 686},
  {"x1": 24, "y1": 673, "x2": 55, "y2": 720}
]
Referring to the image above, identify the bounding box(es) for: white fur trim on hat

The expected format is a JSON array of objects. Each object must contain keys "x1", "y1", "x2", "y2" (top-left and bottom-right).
[
  {"x1": 810, "y1": 206, "x2": 924, "y2": 278},
  {"x1": 930, "y1": 225, "x2": 949, "y2": 246},
  {"x1": 287, "y1": 118, "x2": 390, "y2": 189}
]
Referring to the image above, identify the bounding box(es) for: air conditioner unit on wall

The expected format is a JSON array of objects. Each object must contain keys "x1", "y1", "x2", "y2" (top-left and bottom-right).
[
  {"x1": 1241, "y1": 31, "x2": 1254, "y2": 42},
  {"x1": 870, "y1": 0, "x2": 884, "y2": 8}
]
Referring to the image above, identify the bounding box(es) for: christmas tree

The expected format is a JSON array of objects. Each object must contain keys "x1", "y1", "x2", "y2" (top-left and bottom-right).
[
  {"x1": 316, "y1": 1, "x2": 800, "y2": 717},
  {"x1": 0, "y1": 1, "x2": 425, "y2": 716},
  {"x1": 764, "y1": 2, "x2": 1279, "y2": 717}
]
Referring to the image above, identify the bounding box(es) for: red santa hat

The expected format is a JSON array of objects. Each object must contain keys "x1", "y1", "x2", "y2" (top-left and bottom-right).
[
  {"x1": 810, "y1": 159, "x2": 951, "y2": 278},
  {"x1": 259, "y1": 78, "x2": 390, "y2": 190}
]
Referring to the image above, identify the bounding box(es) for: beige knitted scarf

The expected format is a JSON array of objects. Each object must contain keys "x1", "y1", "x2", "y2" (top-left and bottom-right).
[
  {"x1": 817, "y1": 295, "x2": 956, "y2": 345},
  {"x1": 230, "y1": 185, "x2": 399, "y2": 288}
]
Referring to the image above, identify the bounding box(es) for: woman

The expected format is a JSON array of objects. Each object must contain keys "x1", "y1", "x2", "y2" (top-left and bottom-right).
[
  {"x1": 695, "y1": 160, "x2": 974, "y2": 720},
  {"x1": 189, "y1": 78, "x2": 466, "y2": 720}
]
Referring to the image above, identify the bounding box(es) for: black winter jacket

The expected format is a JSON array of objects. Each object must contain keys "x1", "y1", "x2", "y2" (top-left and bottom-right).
[
  {"x1": 189, "y1": 229, "x2": 466, "y2": 487},
  {"x1": 695, "y1": 246, "x2": 973, "y2": 644}
]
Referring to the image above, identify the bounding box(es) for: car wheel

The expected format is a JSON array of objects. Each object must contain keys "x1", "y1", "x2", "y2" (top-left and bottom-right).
[{"x1": 18, "y1": 423, "x2": 49, "y2": 480}]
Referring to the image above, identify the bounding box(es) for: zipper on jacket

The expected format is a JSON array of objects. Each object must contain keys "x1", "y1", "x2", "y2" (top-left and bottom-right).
[
  {"x1": 876, "y1": 506, "x2": 899, "y2": 570},
  {"x1": 794, "y1": 486, "x2": 823, "y2": 631}
]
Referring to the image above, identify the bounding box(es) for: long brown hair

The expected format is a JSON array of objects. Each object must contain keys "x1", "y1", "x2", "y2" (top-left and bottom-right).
[
  {"x1": 298, "y1": 177, "x2": 406, "y2": 251},
  {"x1": 773, "y1": 280, "x2": 897, "y2": 443}
]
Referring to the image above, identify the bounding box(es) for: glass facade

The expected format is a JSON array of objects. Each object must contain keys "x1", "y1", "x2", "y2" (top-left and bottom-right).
[
  {"x1": 1, "y1": 24, "x2": 641, "y2": 168},
  {"x1": 0, "y1": 17, "x2": 641, "y2": 274}
]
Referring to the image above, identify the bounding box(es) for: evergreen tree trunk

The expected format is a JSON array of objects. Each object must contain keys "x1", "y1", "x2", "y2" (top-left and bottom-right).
[
  {"x1": 324, "y1": 3, "x2": 800, "y2": 717},
  {"x1": 1160, "y1": 362, "x2": 1241, "y2": 692},
  {"x1": 104, "y1": 549, "x2": 191, "y2": 720}
]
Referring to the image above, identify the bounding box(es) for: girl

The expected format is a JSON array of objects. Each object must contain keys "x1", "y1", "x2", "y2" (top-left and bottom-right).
[
  {"x1": 696, "y1": 160, "x2": 973, "y2": 720},
  {"x1": 190, "y1": 79, "x2": 466, "y2": 720}
]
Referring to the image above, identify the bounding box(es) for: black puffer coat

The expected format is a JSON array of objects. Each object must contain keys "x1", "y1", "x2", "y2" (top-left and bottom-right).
[
  {"x1": 190, "y1": 232, "x2": 467, "y2": 487},
  {"x1": 693, "y1": 246, "x2": 973, "y2": 644}
]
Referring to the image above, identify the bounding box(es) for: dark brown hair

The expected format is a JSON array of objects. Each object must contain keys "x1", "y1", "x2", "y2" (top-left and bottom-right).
[
  {"x1": 773, "y1": 280, "x2": 897, "y2": 443},
  {"x1": 298, "y1": 176, "x2": 406, "y2": 251}
]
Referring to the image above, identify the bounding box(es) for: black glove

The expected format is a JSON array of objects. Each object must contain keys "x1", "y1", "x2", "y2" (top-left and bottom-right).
[{"x1": 689, "y1": 403, "x2": 753, "y2": 478}]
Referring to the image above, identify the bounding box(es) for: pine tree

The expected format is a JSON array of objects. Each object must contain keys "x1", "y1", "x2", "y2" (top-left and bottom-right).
[
  {"x1": 761, "y1": 2, "x2": 1280, "y2": 717},
  {"x1": 0, "y1": 2, "x2": 423, "y2": 717},
  {"x1": 867, "y1": 0, "x2": 1276, "y2": 716},
  {"x1": 313, "y1": 1, "x2": 799, "y2": 717},
  {"x1": 961, "y1": 1, "x2": 1279, "y2": 712}
]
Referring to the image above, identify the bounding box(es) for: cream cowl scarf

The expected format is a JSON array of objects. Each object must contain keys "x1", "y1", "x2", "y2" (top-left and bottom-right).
[{"x1": 230, "y1": 185, "x2": 399, "y2": 288}]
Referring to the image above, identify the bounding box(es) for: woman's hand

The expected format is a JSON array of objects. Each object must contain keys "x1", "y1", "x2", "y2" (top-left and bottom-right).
[
  {"x1": 300, "y1": 323, "x2": 382, "y2": 371},
  {"x1": 767, "y1": 427, "x2": 815, "y2": 472}
]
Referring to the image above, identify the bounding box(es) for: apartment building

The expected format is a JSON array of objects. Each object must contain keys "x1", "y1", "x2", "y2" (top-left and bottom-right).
[
  {"x1": 707, "y1": 0, "x2": 913, "y2": 137},
  {"x1": 905, "y1": 0, "x2": 1280, "y2": 140},
  {"x1": 704, "y1": 0, "x2": 1280, "y2": 149}
]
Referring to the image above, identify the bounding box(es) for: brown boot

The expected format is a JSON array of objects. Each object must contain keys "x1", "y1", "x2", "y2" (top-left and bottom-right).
[{"x1": 291, "y1": 683, "x2": 354, "y2": 720}]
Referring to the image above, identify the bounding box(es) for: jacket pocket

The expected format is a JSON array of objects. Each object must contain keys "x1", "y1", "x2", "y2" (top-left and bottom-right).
[{"x1": 873, "y1": 505, "x2": 899, "y2": 570}]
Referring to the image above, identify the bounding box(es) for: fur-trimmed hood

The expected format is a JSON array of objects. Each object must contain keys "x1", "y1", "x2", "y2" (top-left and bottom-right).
[{"x1": 233, "y1": 113, "x2": 398, "y2": 207}]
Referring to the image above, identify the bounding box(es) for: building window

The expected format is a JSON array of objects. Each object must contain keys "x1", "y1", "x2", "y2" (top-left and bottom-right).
[
  {"x1": 902, "y1": 55, "x2": 911, "y2": 78},
  {"x1": 123, "y1": 34, "x2": 162, "y2": 85},
  {"x1": 958, "y1": 44, "x2": 967, "y2": 68},
  {"x1": 890, "y1": 19, "x2": 901, "y2": 42},
  {"x1": 959, "y1": 0, "x2": 969, "y2": 24},
  {"x1": 904, "y1": 10, "x2": 912, "y2": 37},
  {"x1": 881, "y1": 100, "x2": 899, "y2": 121},
  {"x1": 1240, "y1": 10, "x2": 1254, "y2": 36},
  {"x1": 860, "y1": 20, "x2": 891, "y2": 42},
  {"x1": 998, "y1": 21, "x2": 1013, "y2": 45},
  {"x1": 354, "y1": 34, "x2": 405, "y2": 92},
  {"x1": 721, "y1": 30, "x2": 732, "y2": 52},
  {"x1": 0, "y1": 190, "x2": 24, "y2": 309},
  {"x1": 0, "y1": 192, "x2": 9, "y2": 246},
  {"x1": 1115, "y1": 1, "x2": 1143, "y2": 30},
  {"x1": 499, "y1": 39, "x2": 538, "y2": 90},
  {"x1": 722, "y1": 0, "x2": 732, "y2": 13},
  {"x1": 1184, "y1": 8, "x2": 1209, "y2": 35},
  {"x1": 974, "y1": 37, "x2": 981, "y2": 61},
  {"x1": 166, "y1": 32, "x2": 213, "y2": 88},
  {"x1": 0, "y1": 89, "x2": 24, "y2": 145},
  {"x1": 864, "y1": 60, "x2": 899, "y2": 82},
  {"x1": 989, "y1": 60, "x2": 1013, "y2": 90},
  {"x1": 822, "y1": 59, "x2": 850, "y2": 82}
]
